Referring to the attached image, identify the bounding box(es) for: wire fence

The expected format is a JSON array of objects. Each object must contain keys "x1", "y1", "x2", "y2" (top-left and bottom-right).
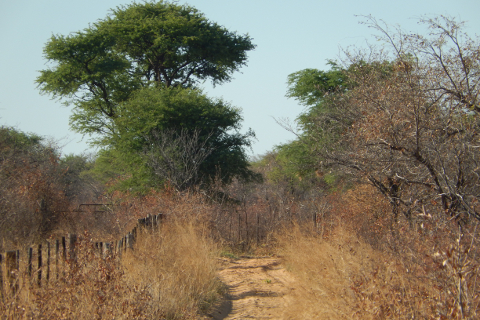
[{"x1": 0, "y1": 213, "x2": 163, "y2": 296}]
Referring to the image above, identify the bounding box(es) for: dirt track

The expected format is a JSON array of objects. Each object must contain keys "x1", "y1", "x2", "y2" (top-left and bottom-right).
[{"x1": 208, "y1": 257, "x2": 295, "y2": 320}]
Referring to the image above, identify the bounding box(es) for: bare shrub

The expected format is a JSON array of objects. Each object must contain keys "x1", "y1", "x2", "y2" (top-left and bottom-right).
[
  {"x1": 143, "y1": 128, "x2": 214, "y2": 191},
  {"x1": 0, "y1": 127, "x2": 68, "y2": 248}
]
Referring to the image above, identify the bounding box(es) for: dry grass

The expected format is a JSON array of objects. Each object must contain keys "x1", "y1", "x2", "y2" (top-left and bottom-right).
[
  {"x1": 0, "y1": 219, "x2": 222, "y2": 319},
  {"x1": 275, "y1": 220, "x2": 480, "y2": 319},
  {"x1": 122, "y1": 220, "x2": 222, "y2": 319},
  {"x1": 275, "y1": 223, "x2": 369, "y2": 319}
]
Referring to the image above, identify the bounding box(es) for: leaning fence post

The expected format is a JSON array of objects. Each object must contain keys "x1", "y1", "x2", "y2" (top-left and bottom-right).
[
  {"x1": 37, "y1": 244, "x2": 42, "y2": 286},
  {"x1": 122, "y1": 232, "x2": 134, "y2": 250},
  {"x1": 6, "y1": 251, "x2": 18, "y2": 294},
  {"x1": 126, "y1": 232, "x2": 133, "y2": 250},
  {"x1": 27, "y1": 247, "x2": 33, "y2": 278}
]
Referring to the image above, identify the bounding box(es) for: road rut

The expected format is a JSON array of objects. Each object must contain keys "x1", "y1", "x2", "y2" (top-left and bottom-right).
[{"x1": 209, "y1": 257, "x2": 295, "y2": 320}]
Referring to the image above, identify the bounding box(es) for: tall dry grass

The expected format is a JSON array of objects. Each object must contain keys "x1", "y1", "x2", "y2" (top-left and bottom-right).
[
  {"x1": 274, "y1": 184, "x2": 480, "y2": 319},
  {"x1": 122, "y1": 220, "x2": 222, "y2": 319},
  {"x1": 275, "y1": 224, "x2": 370, "y2": 319},
  {"x1": 277, "y1": 224, "x2": 441, "y2": 319},
  {"x1": 0, "y1": 219, "x2": 222, "y2": 319}
]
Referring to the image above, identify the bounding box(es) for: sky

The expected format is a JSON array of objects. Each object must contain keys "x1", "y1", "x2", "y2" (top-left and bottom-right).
[{"x1": 1, "y1": 0, "x2": 479, "y2": 158}]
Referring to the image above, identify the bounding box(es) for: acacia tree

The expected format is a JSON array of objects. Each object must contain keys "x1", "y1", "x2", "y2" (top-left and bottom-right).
[
  {"x1": 36, "y1": 1, "x2": 255, "y2": 139},
  {"x1": 37, "y1": 1, "x2": 258, "y2": 191}
]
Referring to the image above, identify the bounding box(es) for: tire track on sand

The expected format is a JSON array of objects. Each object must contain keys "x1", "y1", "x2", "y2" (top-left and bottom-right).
[{"x1": 209, "y1": 257, "x2": 295, "y2": 320}]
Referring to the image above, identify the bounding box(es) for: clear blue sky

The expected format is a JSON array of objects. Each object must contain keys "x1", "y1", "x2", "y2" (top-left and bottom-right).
[{"x1": 1, "y1": 0, "x2": 479, "y2": 157}]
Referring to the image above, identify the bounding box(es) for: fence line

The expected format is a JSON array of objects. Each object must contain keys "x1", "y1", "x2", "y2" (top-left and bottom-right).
[{"x1": 0, "y1": 213, "x2": 163, "y2": 296}]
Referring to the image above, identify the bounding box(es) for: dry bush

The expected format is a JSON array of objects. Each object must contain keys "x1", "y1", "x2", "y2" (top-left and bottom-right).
[
  {"x1": 0, "y1": 233, "x2": 147, "y2": 319},
  {"x1": 209, "y1": 175, "x2": 327, "y2": 253},
  {"x1": 0, "y1": 218, "x2": 222, "y2": 319},
  {"x1": 0, "y1": 127, "x2": 69, "y2": 248},
  {"x1": 276, "y1": 183, "x2": 480, "y2": 319},
  {"x1": 275, "y1": 223, "x2": 358, "y2": 319}
]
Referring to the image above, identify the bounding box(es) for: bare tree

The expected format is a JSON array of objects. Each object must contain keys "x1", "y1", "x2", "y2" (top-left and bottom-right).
[
  {"x1": 300, "y1": 16, "x2": 480, "y2": 223},
  {"x1": 143, "y1": 128, "x2": 214, "y2": 191}
]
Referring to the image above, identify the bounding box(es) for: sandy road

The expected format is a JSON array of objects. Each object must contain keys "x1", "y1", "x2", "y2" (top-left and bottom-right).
[{"x1": 208, "y1": 257, "x2": 295, "y2": 320}]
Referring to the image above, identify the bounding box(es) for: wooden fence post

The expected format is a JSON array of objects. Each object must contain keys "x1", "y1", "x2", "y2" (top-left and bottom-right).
[
  {"x1": 68, "y1": 234, "x2": 77, "y2": 264},
  {"x1": 126, "y1": 232, "x2": 134, "y2": 250},
  {"x1": 55, "y1": 239, "x2": 59, "y2": 280},
  {"x1": 148, "y1": 214, "x2": 152, "y2": 227},
  {"x1": 0, "y1": 213, "x2": 164, "y2": 292},
  {"x1": 0, "y1": 254, "x2": 4, "y2": 300},
  {"x1": 117, "y1": 239, "x2": 123, "y2": 258},
  {"x1": 6, "y1": 251, "x2": 18, "y2": 294},
  {"x1": 152, "y1": 215, "x2": 157, "y2": 230},
  {"x1": 46, "y1": 242, "x2": 50, "y2": 283},
  {"x1": 37, "y1": 244, "x2": 42, "y2": 286},
  {"x1": 27, "y1": 247, "x2": 33, "y2": 278},
  {"x1": 105, "y1": 242, "x2": 112, "y2": 257},
  {"x1": 62, "y1": 236, "x2": 66, "y2": 274},
  {"x1": 155, "y1": 213, "x2": 163, "y2": 230},
  {"x1": 132, "y1": 227, "x2": 137, "y2": 245}
]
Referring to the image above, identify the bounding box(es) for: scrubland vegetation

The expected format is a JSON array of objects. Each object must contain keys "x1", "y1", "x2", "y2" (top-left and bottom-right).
[
  {"x1": 1, "y1": 1, "x2": 479, "y2": 318},
  {"x1": 0, "y1": 188, "x2": 224, "y2": 319}
]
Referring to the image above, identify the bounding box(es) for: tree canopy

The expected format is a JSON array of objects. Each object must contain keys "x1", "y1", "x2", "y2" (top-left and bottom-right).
[
  {"x1": 94, "y1": 87, "x2": 260, "y2": 192},
  {"x1": 37, "y1": 0, "x2": 255, "y2": 137},
  {"x1": 36, "y1": 1, "x2": 258, "y2": 192},
  {"x1": 286, "y1": 61, "x2": 347, "y2": 108}
]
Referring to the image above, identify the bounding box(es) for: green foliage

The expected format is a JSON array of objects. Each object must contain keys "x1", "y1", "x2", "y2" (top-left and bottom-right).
[
  {"x1": 37, "y1": 0, "x2": 255, "y2": 138},
  {"x1": 105, "y1": 1, "x2": 255, "y2": 87},
  {"x1": 286, "y1": 61, "x2": 346, "y2": 107},
  {"x1": 322, "y1": 172, "x2": 337, "y2": 186},
  {"x1": 0, "y1": 126, "x2": 45, "y2": 153},
  {"x1": 254, "y1": 62, "x2": 349, "y2": 190},
  {"x1": 279, "y1": 61, "x2": 393, "y2": 192},
  {"x1": 36, "y1": 1, "x2": 257, "y2": 192},
  {"x1": 253, "y1": 141, "x2": 321, "y2": 192},
  {"x1": 91, "y1": 148, "x2": 154, "y2": 193},
  {"x1": 93, "y1": 87, "x2": 260, "y2": 192},
  {"x1": 220, "y1": 251, "x2": 239, "y2": 260}
]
